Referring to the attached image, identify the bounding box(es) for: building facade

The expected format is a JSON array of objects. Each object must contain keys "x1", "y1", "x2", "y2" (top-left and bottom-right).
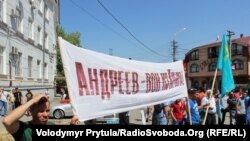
[
  {"x1": 0, "y1": 0, "x2": 59, "y2": 95},
  {"x1": 184, "y1": 35, "x2": 250, "y2": 91}
]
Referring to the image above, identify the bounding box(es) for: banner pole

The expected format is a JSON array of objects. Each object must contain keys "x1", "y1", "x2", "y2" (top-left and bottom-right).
[
  {"x1": 186, "y1": 95, "x2": 192, "y2": 125},
  {"x1": 202, "y1": 69, "x2": 217, "y2": 125}
]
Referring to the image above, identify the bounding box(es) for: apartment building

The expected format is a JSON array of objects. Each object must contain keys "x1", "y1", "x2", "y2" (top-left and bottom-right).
[
  {"x1": 0, "y1": 0, "x2": 59, "y2": 95},
  {"x1": 184, "y1": 34, "x2": 250, "y2": 90}
]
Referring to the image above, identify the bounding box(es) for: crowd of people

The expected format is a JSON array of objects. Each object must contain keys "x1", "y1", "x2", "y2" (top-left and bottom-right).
[
  {"x1": 0, "y1": 87, "x2": 34, "y2": 117},
  {"x1": 1, "y1": 86, "x2": 250, "y2": 140},
  {"x1": 115, "y1": 87, "x2": 250, "y2": 126},
  {"x1": 148, "y1": 87, "x2": 250, "y2": 125},
  {"x1": 0, "y1": 86, "x2": 70, "y2": 117}
]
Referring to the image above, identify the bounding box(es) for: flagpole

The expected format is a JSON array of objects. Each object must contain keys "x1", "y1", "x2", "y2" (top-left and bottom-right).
[
  {"x1": 202, "y1": 69, "x2": 218, "y2": 125},
  {"x1": 186, "y1": 95, "x2": 192, "y2": 125}
]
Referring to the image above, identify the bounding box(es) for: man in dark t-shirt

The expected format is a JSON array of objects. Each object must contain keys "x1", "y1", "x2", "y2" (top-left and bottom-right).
[{"x1": 13, "y1": 87, "x2": 22, "y2": 109}]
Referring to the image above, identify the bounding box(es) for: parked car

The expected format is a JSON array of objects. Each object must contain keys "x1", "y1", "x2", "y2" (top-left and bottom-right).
[
  {"x1": 50, "y1": 102, "x2": 73, "y2": 119},
  {"x1": 50, "y1": 100, "x2": 119, "y2": 124},
  {"x1": 60, "y1": 99, "x2": 70, "y2": 104}
]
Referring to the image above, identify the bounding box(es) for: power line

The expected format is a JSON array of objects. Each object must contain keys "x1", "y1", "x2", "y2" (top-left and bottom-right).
[
  {"x1": 69, "y1": 0, "x2": 167, "y2": 59},
  {"x1": 97, "y1": 0, "x2": 166, "y2": 58}
]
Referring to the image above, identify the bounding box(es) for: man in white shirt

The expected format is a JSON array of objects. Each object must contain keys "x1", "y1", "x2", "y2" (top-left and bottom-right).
[
  {"x1": 219, "y1": 94, "x2": 228, "y2": 125},
  {"x1": 0, "y1": 88, "x2": 10, "y2": 117},
  {"x1": 237, "y1": 92, "x2": 246, "y2": 125},
  {"x1": 201, "y1": 89, "x2": 217, "y2": 125}
]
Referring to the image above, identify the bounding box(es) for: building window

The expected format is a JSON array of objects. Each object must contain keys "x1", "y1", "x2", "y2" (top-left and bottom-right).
[
  {"x1": 190, "y1": 50, "x2": 199, "y2": 60},
  {"x1": 45, "y1": 33, "x2": 48, "y2": 49},
  {"x1": 231, "y1": 44, "x2": 243, "y2": 56},
  {"x1": 28, "y1": 56, "x2": 33, "y2": 78},
  {"x1": 208, "y1": 47, "x2": 218, "y2": 58},
  {"x1": 37, "y1": 60, "x2": 41, "y2": 79},
  {"x1": 28, "y1": 18, "x2": 33, "y2": 39},
  {"x1": 190, "y1": 64, "x2": 199, "y2": 73},
  {"x1": 15, "y1": 52, "x2": 22, "y2": 76},
  {"x1": 191, "y1": 80, "x2": 199, "y2": 89},
  {"x1": 44, "y1": 62, "x2": 48, "y2": 79},
  {"x1": 37, "y1": 26, "x2": 41, "y2": 45},
  {"x1": 0, "y1": 46, "x2": 4, "y2": 74},
  {"x1": 232, "y1": 59, "x2": 243, "y2": 70},
  {"x1": 208, "y1": 62, "x2": 216, "y2": 72},
  {"x1": 16, "y1": 9, "x2": 22, "y2": 32}
]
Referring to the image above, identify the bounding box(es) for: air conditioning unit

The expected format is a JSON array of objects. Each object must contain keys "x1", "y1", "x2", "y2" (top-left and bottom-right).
[{"x1": 11, "y1": 9, "x2": 17, "y2": 18}]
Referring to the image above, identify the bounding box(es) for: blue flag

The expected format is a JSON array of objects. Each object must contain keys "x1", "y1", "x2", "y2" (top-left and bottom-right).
[{"x1": 217, "y1": 34, "x2": 235, "y2": 97}]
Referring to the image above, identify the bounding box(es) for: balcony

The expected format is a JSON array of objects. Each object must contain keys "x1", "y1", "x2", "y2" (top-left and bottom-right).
[
  {"x1": 0, "y1": 21, "x2": 8, "y2": 31},
  {"x1": 27, "y1": 38, "x2": 35, "y2": 45},
  {"x1": 15, "y1": 31, "x2": 24, "y2": 39},
  {"x1": 37, "y1": 44, "x2": 42, "y2": 49}
]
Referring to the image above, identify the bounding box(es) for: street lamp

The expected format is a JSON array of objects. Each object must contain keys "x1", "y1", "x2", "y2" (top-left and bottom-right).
[
  {"x1": 173, "y1": 27, "x2": 187, "y2": 38},
  {"x1": 172, "y1": 27, "x2": 187, "y2": 62}
]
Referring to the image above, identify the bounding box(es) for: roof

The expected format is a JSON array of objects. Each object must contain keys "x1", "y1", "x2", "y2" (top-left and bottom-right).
[
  {"x1": 232, "y1": 36, "x2": 250, "y2": 46},
  {"x1": 185, "y1": 35, "x2": 250, "y2": 55}
]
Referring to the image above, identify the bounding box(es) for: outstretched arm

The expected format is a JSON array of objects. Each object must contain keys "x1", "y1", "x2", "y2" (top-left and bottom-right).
[{"x1": 2, "y1": 94, "x2": 48, "y2": 134}]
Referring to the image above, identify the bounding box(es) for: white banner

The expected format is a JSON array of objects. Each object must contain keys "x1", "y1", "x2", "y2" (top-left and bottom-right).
[{"x1": 58, "y1": 37, "x2": 188, "y2": 121}]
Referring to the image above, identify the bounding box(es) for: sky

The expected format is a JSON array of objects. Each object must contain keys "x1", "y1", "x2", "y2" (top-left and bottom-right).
[{"x1": 60, "y1": 0, "x2": 250, "y2": 63}]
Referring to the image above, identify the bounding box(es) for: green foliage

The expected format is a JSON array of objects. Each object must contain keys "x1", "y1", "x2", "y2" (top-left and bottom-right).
[{"x1": 55, "y1": 25, "x2": 82, "y2": 86}]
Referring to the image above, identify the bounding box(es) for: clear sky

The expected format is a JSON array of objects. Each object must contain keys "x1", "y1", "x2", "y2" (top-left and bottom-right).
[{"x1": 60, "y1": 0, "x2": 250, "y2": 63}]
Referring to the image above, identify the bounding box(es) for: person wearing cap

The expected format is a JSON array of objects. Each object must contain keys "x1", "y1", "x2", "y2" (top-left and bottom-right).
[
  {"x1": 2, "y1": 94, "x2": 80, "y2": 141},
  {"x1": 186, "y1": 90, "x2": 207, "y2": 125}
]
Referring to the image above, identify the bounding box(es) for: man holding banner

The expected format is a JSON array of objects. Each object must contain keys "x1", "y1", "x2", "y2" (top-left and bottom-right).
[{"x1": 202, "y1": 34, "x2": 235, "y2": 125}]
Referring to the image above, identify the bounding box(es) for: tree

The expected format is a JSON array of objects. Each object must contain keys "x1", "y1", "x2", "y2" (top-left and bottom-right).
[{"x1": 55, "y1": 26, "x2": 82, "y2": 86}]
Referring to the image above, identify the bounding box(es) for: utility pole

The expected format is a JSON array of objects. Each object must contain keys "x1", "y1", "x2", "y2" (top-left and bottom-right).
[
  {"x1": 171, "y1": 40, "x2": 178, "y2": 62},
  {"x1": 171, "y1": 27, "x2": 186, "y2": 62},
  {"x1": 227, "y1": 30, "x2": 235, "y2": 59}
]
